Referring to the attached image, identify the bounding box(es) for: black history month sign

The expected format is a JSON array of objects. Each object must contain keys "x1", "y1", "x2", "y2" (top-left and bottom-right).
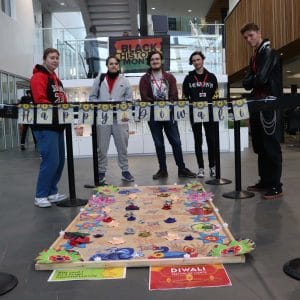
[{"x1": 109, "y1": 36, "x2": 170, "y2": 73}]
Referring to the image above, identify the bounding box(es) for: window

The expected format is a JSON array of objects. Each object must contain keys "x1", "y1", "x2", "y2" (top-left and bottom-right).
[{"x1": 1, "y1": 0, "x2": 12, "y2": 17}]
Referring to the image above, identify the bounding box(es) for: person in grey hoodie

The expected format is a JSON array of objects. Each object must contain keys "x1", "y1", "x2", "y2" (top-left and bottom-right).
[
  {"x1": 89, "y1": 55, "x2": 134, "y2": 183},
  {"x1": 84, "y1": 25, "x2": 100, "y2": 78}
]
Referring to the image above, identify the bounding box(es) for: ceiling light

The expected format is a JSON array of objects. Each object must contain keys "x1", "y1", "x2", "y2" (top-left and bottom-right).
[
  {"x1": 151, "y1": 7, "x2": 155, "y2": 10},
  {"x1": 188, "y1": 9, "x2": 192, "y2": 13},
  {"x1": 286, "y1": 70, "x2": 292, "y2": 73},
  {"x1": 60, "y1": 2, "x2": 65, "y2": 5}
]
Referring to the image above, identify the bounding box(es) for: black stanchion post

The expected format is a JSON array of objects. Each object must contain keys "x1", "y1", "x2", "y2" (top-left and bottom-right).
[
  {"x1": 223, "y1": 120, "x2": 254, "y2": 199},
  {"x1": 206, "y1": 122, "x2": 232, "y2": 185},
  {"x1": 0, "y1": 273, "x2": 18, "y2": 295},
  {"x1": 57, "y1": 124, "x2": 87, "y2": 207},
  {"x1": 84, "y1": 107, "x2": 103, "y2": 188}
]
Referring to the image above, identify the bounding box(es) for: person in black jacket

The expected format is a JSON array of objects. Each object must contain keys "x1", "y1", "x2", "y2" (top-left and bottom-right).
[
  {"x1": 241, "y1": 23, "x2": 283, "y2": 199},
  {"x1": 182, "y1": 51, "x2": 218, "y2": 178}
]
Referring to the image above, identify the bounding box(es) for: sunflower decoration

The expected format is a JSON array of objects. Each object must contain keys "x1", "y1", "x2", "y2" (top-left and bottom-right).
[
  {"x1": 36, "y1": 249, "x2": 82, "y2": 264},
  {"x1": 156, "y1": 101, "x2": 168, "y2": 108},
  {"x1": 213, "y1": 100, "x2": 227, "y2": 108},
  {"x1": 19, "y1": 103, "x2": 30, "y2": 110},
  {"x1": 38, "y1": 103, "x2": 51, "y2": 110},
  {"x1": 81, "y1": 103, "x2": 92, "y2": 111},
  {"x1": 193, "y1": 101, "x2": 208, "y2": 109},
  {"x1": 212, "y1": 89, "x2": 220, "y2": 100},
  {"x1": 139, "y1": 102, "x2": 150, "y2": 108},
  {"x1": 58, "y1": 103, "x2": 70, "y2": 110},
  {"x1": 119, "y1": 102, "x2": 129, "y2": 111},
  {"x1": 176, "y1": 100, "x2": 188, "y2": 107},
  {"x1": 235, "y1": 99, "x2": 246, "y2": 107}
]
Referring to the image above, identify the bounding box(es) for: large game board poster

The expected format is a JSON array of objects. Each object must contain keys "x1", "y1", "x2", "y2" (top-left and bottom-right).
[{"x1": 35, "y1": 183, "x2": 254, "y2": 270}]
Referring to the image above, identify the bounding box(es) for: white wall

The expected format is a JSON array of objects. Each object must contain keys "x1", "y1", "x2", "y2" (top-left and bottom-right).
[{"x1": 0, "y1": 0, "x2": 35, "y2": 78}]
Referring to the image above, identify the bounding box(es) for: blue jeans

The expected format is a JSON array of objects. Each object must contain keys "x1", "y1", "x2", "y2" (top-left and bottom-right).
[
  {"x1": 148, "y1": 120, "x2": 185, "y2": 170},
  {"x1": 33, "y1": 130, "x2": 65, "y2": 198}
]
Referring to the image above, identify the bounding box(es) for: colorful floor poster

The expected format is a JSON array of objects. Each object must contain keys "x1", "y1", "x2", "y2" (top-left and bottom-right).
[
  {"x1": 149, "y1": 264, "x2": 231, "y2": 290},
  {"x1": 48, "y1": 267, "x2": 126, "y2": 282}
]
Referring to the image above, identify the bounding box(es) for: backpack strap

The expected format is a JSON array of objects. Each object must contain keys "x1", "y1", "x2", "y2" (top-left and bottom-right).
[{"x1": 97, "y1": 73, "x2": 107, "y2": 98}]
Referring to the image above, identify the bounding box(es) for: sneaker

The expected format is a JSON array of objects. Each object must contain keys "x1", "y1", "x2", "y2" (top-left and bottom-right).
[
  {"x1": 48, "y1": 193, "x2": 67, "y2": 203},
  {"x1": 99, "y1": 172, "x2": 106, "y2": 184},
  {"x1": 263, "y1": 187, "x2": 283, "y2": 200},
  {"x1": 34, "y1": 197, "x2": 51, "y2": 208},
  {"x1": 210, "y1": 166, "x2": 216, "y2": 177},
  {"x1": 178, "y1": 168, "x2": 197, "y2": 178},
  {"x1": 20, "y1": 144, "x2": 26, "y2": 151},
  {"x1": 153, "y1": 169, "x2": 168, "y2": 180},
  {"x1": 247, "y1": 182, "x2": 267, "y2": 192},
  {"x1": 197, "y1": 168, "x2": 205, "y2": 178},
  {"x1": 122, "y1": 171, "x2": 135, "y2": 182}
]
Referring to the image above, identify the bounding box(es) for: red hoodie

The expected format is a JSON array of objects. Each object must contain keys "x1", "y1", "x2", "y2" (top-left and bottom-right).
[
  {"x1": 30, "y1": 64, "x2": 67, "y2": 130},
  {"x1": 30, "y1": 64, "x2": 67, "y2": 104}
]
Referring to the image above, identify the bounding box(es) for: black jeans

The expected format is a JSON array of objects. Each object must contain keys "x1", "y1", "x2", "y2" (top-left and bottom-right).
[
  {"x1": 86, "y1": 57, "x2": 100, "y2": 78},
  {"x1": 20, "y1": 124, "x2": 36, "y2": 145},
  {"x1": 250, "y1": 110, "x2": 282, "y2": 188},
  {"x1": 148, "y1": 120, "x2": 185, "y2": 171},
  {"x1": 191, "y1": 121, "x2": 216, "y2": 168}
]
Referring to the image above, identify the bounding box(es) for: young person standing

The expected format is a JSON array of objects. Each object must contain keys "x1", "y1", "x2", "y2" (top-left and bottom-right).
[
  {"x1": 241, "y1": 23, "x2": 283, "y2": 199},
  {"x1": 182, "y1": 51, "x2": 218, "y2": 178},
  {"x1": 139, "y1": 50, "x2": 196, "y2": 180},
  {"x1": 89, "y1": 56, "x2": 134, "y2": 184},
  {"x1": 30, "y1": 48, "x2": 67, "y2": 208}
]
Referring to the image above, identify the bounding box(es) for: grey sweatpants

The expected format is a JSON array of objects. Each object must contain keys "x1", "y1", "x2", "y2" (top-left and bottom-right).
[{"x1": 97, "y1": 122, "x2": 129, "y2": 173}]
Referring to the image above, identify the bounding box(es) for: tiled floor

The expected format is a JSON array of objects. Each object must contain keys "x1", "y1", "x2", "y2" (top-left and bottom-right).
[{"x1": 0, "y1": 145, "x2": 300, "y2": 300}]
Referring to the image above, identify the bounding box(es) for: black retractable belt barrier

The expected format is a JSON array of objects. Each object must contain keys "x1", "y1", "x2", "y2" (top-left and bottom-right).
[
  {"x1": 223, "y1": 120, "x2": 254, "y2": 199},
  {"x1": 84, "y1": 106, "x2": 103, "y2": 188},
  {"x1": 0, "y1": 273, "x2": 18, "y2": 295},
  {"x1": 205, "y1": 122, "x2": 232, "y2": 185},
  {"x1": 57, "y1": 124, "x2": 87, "y2": 207}
]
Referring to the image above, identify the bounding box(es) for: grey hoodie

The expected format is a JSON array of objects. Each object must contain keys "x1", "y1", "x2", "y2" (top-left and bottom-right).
[{"x1": 89, "y1": 74, "x2": 133, "y2": 102}]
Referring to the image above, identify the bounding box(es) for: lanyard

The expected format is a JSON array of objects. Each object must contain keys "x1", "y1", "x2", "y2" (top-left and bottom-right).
[
  {"x1": 251, "y1": 51, "x2": 257, "y2": 73},
  {"x1": 151, "y1": 73, "x2": 163, "y2": 92},
  {"x1": 193, "y1": 73, "x2": 208, "y2": 89}
]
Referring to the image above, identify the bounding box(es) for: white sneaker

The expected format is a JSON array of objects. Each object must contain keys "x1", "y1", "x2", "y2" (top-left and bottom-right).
[
  {"x1": 197, "y1": 168, "x2": 205, "y2": 178},
  {"x1": 34, "y1": 197, "x2": 51, "y2": 208},
  {"x1": 48, "y1": 193, "x2": 67, "y2": 203},
  {"x1": 210, "y1": 166, "x2": 216, "y2": 177}
]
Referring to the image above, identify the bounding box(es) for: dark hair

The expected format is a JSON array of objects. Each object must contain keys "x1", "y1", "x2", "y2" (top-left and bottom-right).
[
  {"x1": 146, "y1": 50, "x2": 163, "y2": 66},
  {"x1": 43, "y1": 48, "x2": 60, "y2": 60},
  {"x1": 25, "y1": 90, "x2": 31, "y2": 96},
  {"x1": 105, "y1": 55, "x2": 120, "y2": 66},
  {"x1": 240, "y1": 23, "x2": 260, "y2": 35},
  {"x1": 89, "y1": 25, "x2": 97, "y2": 33},
  {"x1": 189, "y1": 51, "x2": 206, "y2": 65}
]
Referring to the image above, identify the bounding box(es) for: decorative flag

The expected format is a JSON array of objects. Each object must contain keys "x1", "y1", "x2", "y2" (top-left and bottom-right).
[
  {"x1": 116, "y1": 102, "x2": 133, "y2": 124},
  {"x1": 232, "y1": 99, "x2": 249, "y2": 121},
  {"x1": 154, "y1": 101, "x2": 170, "y2": 121},
  {"x1": 134, "y1": 102, "x2": 151, "y2": 122},
  {"x1": 213, "y1": 100, "x2": 228, "y2": 122},
  {"x1": 18, "y1": 104, "x2": 34, "y2": 124},
  {"x1": 174, "y1": 101, "x2": 190, "y2": 121},
  {"x1": 96, "y1": 104, "x2": 114, "y2": 126},
  {"x1": 78, "y1": 104, "x2": 94, "y2": 125},
  {"x1": 193, "y1": 101, "x2": 209, "y2": 123},
  {"x1": 58, "y1": 104, "x2": 74, "y2": 124},
  {"x1": 36, "y1": 104, "x2": 53, "y2": 124}
]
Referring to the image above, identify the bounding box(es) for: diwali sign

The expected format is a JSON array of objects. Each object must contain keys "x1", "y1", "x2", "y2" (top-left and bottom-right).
[
  {"x1": 149, "y1": 264, "x2": 231, "y2": 290},
  {"x1": 109, "y1": 36, "x2": 170, "y2": 73}
]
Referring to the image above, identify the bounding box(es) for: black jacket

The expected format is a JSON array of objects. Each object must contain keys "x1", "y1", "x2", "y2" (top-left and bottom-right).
[
  {"x1": 182, "y1": 69, "x2": 218, "y2": 103},
  {"x1": 243, "y1": 39, "x2": 282, "y2": 99}
]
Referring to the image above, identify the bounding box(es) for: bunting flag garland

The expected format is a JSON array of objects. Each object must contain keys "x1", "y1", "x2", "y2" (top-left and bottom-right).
[
  {"x1": 193, "y1": 101, "x2": 209, "y2": 123},
  {"x1": 134, "y1": 102, "x2": 151, "y2": 122},
  {"x1": 18, "y1": 104, "x2": 34, "y2": 124},
  {"x1": 213, "y1": 100, "x2": 228, "y2": 122},
  {"x1": 78, "y1": 103, "x2": 94, "y2": 125},
  {"x1": 154, "y1": 101, "x2": 171, "y2": 121},
  {"x1": 36, "y1": 104, "x2": 53, "y2": 124},
  {"x1": 174, "y1": 101, "x2": 190, "y2": 121},
  {"x1": 232, "y1": 99, "x2": 249, "y2": 121},
  {"x1": 58, "y1": 104, "x2": 74, "y2": 124},
  {"x1": 96, "y1": 103, "x2": 114, "y2": 126}
]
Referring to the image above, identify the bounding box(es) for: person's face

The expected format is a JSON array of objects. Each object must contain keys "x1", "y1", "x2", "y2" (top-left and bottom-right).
[
  {"x1": 44, "y1": 52, "x2": 59, "y2": 71},
  {"x1": 150, "y1": 53, "x2": 162, "y2": 70},
  {"x1": 107, "y1": 58, "x2": 119, "y2": 73},
  {"x1": 191, "y1": 54, "x2": 204, "y2": 70},
  {"x1": 243, "y1": 30, "x2": 262, "y2": 48}
]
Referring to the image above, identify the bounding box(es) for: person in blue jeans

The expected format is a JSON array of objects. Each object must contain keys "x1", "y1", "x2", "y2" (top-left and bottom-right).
[
  {"x1": 30, "y1": 48, "x2": 68, "y2": 207},
  {"x1": 139, "y1": 51, "x2": 196, "y2": 179}
]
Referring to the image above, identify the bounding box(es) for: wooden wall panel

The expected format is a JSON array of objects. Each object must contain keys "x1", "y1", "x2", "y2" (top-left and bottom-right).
[{"x1": 225, "y1": 0, "x2": 300, "y2": 80}]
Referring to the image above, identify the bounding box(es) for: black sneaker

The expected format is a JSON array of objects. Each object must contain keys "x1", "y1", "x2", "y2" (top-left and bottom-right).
[
  {"x1": 178, "y1": 168, "x2": 196, "y2": 178},
  {"x1": 20, "y1": 144, "x2": 26, "y2": 151},
  {"x1": 99, "y1": 172, "x2": 106, "y2": 184},
  {"x1": 247, "y1": 182, "x2": 267, "y2": 192},
  {"x1": 122, "y1": 171, "x2": 134, "y2": 182},
  {"x1": 263, "y1": 187, "x2": 283, "y2": 200},
  {"x1": 153, "y1": 169, "x2": 168, "y2": 180}
]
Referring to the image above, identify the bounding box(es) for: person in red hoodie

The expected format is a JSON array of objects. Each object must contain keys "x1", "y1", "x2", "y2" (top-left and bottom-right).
[{"x1": 30, "y1": 48, "x2": 67, "y2": 208}]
